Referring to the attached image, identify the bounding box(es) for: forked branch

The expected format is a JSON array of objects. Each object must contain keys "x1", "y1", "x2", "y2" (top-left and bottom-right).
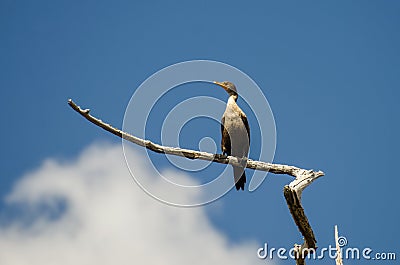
[{"x1": 68, "y1": 98, "x2": 324, "y2": 264}]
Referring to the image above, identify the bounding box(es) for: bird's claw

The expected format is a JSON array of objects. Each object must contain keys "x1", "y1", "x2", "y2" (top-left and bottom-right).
[{"x1": 215, "y1": 153, "x2": 227, "y2": 160}]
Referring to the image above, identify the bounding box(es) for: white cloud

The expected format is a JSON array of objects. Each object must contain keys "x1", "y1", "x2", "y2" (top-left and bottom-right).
[{"x1": 0, "y1": 143, "x2": 270, "y2": 265}]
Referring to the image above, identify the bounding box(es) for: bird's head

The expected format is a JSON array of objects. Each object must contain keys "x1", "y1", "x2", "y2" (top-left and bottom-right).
[{"x1": 213, "y1": 81, "x2": 238, "y2": 97}]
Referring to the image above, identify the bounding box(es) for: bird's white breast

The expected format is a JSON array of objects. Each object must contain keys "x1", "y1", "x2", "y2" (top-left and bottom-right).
[{"x1": 223, "y1": 97, "x2": 249, "y2": 156}]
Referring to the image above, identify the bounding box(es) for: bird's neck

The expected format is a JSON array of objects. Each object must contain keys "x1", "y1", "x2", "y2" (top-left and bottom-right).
[
  {"x1": 228, "y1": 94, "x2": 238, "y2": 103},
  {"x1": 226, "y1": 95, "x2": 239, "y2": 111}
]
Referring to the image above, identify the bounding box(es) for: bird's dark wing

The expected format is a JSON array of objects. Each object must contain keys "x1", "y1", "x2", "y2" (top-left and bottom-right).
[
  {"x1": 221, "y1": 116, "x2": 231, "y2": 156},
  {"x1": 241, "y1": 113, "x2": 250, "y2": 144}
]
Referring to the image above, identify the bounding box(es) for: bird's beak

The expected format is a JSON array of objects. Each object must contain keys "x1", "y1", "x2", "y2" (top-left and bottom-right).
[{"x1": 213, "y1": 81, "x2": 229, "y2": 91}]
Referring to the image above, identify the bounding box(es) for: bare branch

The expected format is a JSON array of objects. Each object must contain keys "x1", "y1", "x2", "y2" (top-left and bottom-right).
[
  {"x1": 335, "y1": 225, "x2": 343, "y2": 265},
  {"x1": 283, "y1": 169, "x2": 322, "y2": 264},
  {"x1": 68, "y1": 98, "x2": 324, "y2": 264},
  {"x1": 68, "y1": 99, "x2": 323, "y2": 178}
]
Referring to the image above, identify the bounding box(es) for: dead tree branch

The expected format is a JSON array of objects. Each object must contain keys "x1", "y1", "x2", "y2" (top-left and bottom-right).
[
  {"x1": 335, "y1": 225, "x2": 343, "y2": 265},
  {"x1": 68, "y1": 98, "x2": 324, "y2": 264}
]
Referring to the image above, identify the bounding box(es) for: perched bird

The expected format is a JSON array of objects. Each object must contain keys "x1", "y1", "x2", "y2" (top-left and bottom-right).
[{"x1": 214, "y1": 81, "x2": 250, "y2": 190}]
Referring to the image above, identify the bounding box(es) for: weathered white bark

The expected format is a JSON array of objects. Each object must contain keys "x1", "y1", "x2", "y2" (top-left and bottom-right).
[{"x1": 335, "y1": 225, "x2": 343, "y2": 265}]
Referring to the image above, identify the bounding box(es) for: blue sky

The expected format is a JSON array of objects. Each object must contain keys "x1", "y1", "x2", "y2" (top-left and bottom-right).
[{"x1": 1, "y1": 1, "x2": 399, "y2": 264}]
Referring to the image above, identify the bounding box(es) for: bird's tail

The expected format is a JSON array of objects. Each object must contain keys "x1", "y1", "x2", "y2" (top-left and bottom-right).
[{"x1": 233, "y1": 166, "x2": 246, "y2": 191}]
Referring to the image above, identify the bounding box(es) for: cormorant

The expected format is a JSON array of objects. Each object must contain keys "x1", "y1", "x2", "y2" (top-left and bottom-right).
[{"x1": 214, "y1": 81, "x2": 250, "y2": 190}]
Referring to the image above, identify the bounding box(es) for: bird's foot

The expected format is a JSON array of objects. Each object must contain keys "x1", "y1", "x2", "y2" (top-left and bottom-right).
[{"x1": 214, "y1": 153, "x2": 228, "y2": 160}]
